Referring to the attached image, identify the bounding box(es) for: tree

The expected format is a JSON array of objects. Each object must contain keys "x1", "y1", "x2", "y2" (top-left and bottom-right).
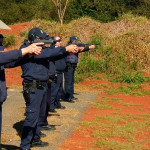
[{"x1": 51, "y1": 0, "x2": 70, "y2": 25}]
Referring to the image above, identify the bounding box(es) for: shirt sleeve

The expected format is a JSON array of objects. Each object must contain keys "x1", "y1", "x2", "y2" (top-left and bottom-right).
[
  {"x1": 0, "y1": 49, "x2": 22, "y2": 66},
  {"x1": 33, "y1": 47, "x2": 67, "y2": 59},
  {"x1": 79, "y1": 46, "x2": 90, "y2": 53}
]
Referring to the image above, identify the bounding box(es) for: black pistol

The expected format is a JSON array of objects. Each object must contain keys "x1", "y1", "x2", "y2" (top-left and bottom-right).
[
  {"x1": 72, "y1": 42, "x2": 99, "y2": 47},
  {"x1": 33, "y1": 39, "x2": 54, "y2": 45}
]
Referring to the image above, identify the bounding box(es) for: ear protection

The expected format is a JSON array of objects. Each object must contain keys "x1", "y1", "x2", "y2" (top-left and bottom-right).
[
  {"x1": 28, "y1": 28, "x2": 37, "y2": 42},
  {"x1": 29, "y1": 33, "x2": 36, "y2": 42},
  {"x1": 51, "y1": 36, "x2": 61, "y2": 44},
  {"x1": 51, "y1": 36, "x2": 57, "y2": 44}
]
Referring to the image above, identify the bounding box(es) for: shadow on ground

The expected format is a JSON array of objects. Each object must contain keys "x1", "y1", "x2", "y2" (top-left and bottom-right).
[
  {"x1": 13, "y1": 120, "x2": 24, "y2": 137},
  {"x1": 1, "y1": 144, "x2": 20, "y2": 150}
]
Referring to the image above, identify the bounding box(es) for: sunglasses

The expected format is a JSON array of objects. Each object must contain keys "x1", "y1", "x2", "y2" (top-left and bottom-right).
[{"x1": 55, "y1": 39, "x2": 61, "y2": 42}]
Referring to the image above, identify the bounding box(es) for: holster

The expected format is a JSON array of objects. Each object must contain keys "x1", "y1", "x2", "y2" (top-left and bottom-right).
[
  {"x1": 48, "y1": 73, "x2": 57, "y2": 84},
  {"x1": 23, "y1": 84, "x2": 31, "y2": 104},
  {"x1": 23, "y1": 80, "x2": 47, "y2": 104}
]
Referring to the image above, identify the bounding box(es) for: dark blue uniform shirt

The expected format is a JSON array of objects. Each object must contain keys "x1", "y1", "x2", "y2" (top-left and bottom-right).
[
  {"x1": 50, "y1": 45, "x2": 67, "y2": 73},
  {"x1": 0, "y1": 48, "x2": 22, "y2": 103},
  {"x1": 65, "y1": 45, "x2": 89, "y2": 64},
  {"x1": 8, "y1": 40, "x2": 67, "y2": 82},
  {"x1": 0, "y1": 46, "x2": 6, "y2": 103}
]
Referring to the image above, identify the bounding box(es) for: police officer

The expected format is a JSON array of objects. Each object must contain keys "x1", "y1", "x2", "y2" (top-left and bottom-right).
[
  {"x1": 0, "y1": 34, "x2": 7, "y2": 146},
  {"x1": 37, "y1": 37, "x2": 57, "y2": 134},
  {"x1": 0, "y1": 39, "x2": 42, "y2": 147},
  {"x1": 0, "y1": 34, "x2": 6, "y2": 51},
  {"x1": 0, "y1": 34, "x2": 7, "y2": 107},
  {"x1": 39, "y1": 36, "x2": 65, "y2": 132},
  {"x1": 49, "y1": 36, "x2": 66, "y2": 112},
  {"x1": 17, "y1": 28, "x2": 78, "y2": 150},
  {"x1": 64, "y1": 36, "x2": 95, "y2": 102}
]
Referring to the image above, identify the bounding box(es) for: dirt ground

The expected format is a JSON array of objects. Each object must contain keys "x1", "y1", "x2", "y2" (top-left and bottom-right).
[
  {"x1": 59, "y1": 80, "x2": 150, "y2": 150},
  {"x1": 2, "y1": 74, "x2": 150, "y2": 150},
  {"x1": 2, "y1": 85, "x2": 97, "y2": 150}
]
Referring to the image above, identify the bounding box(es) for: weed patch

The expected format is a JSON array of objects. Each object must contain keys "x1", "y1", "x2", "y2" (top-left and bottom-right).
[
  {"x1": 89, "y1": 114, "x2": 150, "y2": 149},
  {"x1": 100, "y1": 97, "x2": 121, "y2": 103},
  {"x1": 118, "y1": 101, "x2": 141, "y2": 107},
  {"x1": 106, "y1": 84, "x2": 150, "y2": 96},
  {"x1": 3, "y1": 35, "x2": 16, "y2": 47},
  {"x1": 92, "y1": 104, "x2": 114, "y2": 110}
]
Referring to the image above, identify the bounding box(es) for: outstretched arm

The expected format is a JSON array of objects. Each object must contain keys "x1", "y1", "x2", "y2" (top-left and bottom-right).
[{"x1": 0, "y1": 43, "x2": 43, "y2": 66}]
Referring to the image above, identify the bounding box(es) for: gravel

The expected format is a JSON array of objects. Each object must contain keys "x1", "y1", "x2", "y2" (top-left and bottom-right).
[{"x1": 1, "y1": 88, "x2": 97, "y2": 150}]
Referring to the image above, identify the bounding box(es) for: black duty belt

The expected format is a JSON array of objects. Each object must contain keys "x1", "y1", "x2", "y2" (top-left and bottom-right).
[
  {"x1": 23, "y1": 80, "x2": 47, "y2": 89},
  {"x1": 66, "y1": 63, "x2": 77, "y2": 67}
]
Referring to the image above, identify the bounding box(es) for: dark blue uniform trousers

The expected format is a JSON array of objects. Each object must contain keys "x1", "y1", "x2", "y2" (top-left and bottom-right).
[
  {"x1": 20, "y1": 87, "x2": 47, "y2": 150},
  {"x1": 39, "y1": 84, "x2": 51, "y2": 126},
  {"x1": 64, "y1": 66, "x2": 76, "y2": 100},
  {"x1": 0, "y1": 104, "x2": 2, "y2": 146},
  {"x1": 50, "y1": 73, "x2": 63, "y2": 110},
  {"x1": 0, "y1": 68, "x2": 7, "y2": 146}
]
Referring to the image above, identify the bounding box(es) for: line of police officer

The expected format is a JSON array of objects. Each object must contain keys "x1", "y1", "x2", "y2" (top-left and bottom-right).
[{"x1": 0, "y1": 27, "x2": 95, "y2": 150}]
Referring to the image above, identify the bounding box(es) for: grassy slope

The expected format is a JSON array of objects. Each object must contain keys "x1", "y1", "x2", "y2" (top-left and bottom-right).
[{"x1": 17, "y1": 14, "x2": 150, "y2": 81}]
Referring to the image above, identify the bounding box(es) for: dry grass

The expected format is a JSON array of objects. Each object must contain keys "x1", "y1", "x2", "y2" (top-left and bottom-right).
[{"x1": 18, "y1": 14, "x2": 150, "y2": 72}]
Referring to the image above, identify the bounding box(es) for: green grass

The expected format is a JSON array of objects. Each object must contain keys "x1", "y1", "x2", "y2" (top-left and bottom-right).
[
  {"x1": 138, "y1": 108, "x2": 144, "y2": 111},
  {"x1": 93, "y1": 75, "x2": 102, "y2": 80},
  {"x1": 80, "y1": 114, "x2": 150, "y2": 149},
  {"x1": 80, "y1": 103, "x2": 150, "y2": 150},
  {"x1": 92, "y1": 104, "x2": 114, "y2": 109},
  {"x1": 100, "y1": 97, "x2": 121, "y2": 103},
  {"x1": 3, "y1": 35, "x2": 16, "y2": 47},
  {"x1": 93, "y1": 139, "x2": 145, "y2": 150},
  {"x1": 80, "y1": 121, "x2": 97, "y2": 128},
  {"x1": 111, "y1": 72, "x2": 150, "y2": 84},
  {"x1": 118, "y1": 101, "x2": 141, "y2": 107},
  {"x1": 94, "y1": 115, "x2": 149, "y2": 149},
  {"x1": 92, "y1": 97, "x2": 117, "y2": 109},
  {"x1": 90, "y1": 83, "x2": 99, "y2": 89},
  {"x1": 106, "y1": 85, "x2": 150, "y2": 96},
  {"x1": 101, "y1": 84, "x2": 108, "y2": 88}
]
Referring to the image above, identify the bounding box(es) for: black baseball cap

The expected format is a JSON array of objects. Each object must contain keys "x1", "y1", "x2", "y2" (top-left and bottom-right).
[
  {"x1": 0, "y1": 34, "x2": 5, "y2": 38},
  {"x1": 45, "y1": 34, "x2": 51, "y2": 40},
  {"x1": 70, "y1": 36, "x2": 79, "y2": 42},
  {"x1": 28, "y1": 28, "x2": 48, "y2": 41}
]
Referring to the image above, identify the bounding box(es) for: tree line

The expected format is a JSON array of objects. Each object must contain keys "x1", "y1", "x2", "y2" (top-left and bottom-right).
[{"x1": 0, "y1": 0, "x2": 150, "y2": 25}]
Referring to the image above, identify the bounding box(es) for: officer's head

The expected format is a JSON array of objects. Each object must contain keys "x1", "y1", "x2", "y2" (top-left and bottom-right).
[
  {"x1": 69, "y1": 36, "x2": 79, "y2": 44},
  {"x1": 0, "y1": 34, "x2": 5, "y2": 45},
  {"x1": 53, "y1": 36, "x2": 62, "y2": 47},
  {"x1": 28, "y1": 27, "x2": 48, "y2": 43}
]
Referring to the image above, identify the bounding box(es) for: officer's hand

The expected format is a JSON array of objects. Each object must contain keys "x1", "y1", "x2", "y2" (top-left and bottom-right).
[
  {"x1": 21, "y1": 43, "x2": 44, "y2": 56},
  {"x1": 89, "y1": 45, "x2": 96, "y2": 49},
  {"x1": 65, "y1": 44, "x2": 79, "y2": 54},
  {"x1": 78, "y1": 47, "x2": 84, "y2": 52}
]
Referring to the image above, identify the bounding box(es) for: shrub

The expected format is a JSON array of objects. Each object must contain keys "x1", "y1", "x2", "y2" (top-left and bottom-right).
[
  {"x1": 3, "y1": 35, "x2": 16, "y2": 47},
  {"x1": 111, "y1": 72, "x2": 150, "y2": 84}
]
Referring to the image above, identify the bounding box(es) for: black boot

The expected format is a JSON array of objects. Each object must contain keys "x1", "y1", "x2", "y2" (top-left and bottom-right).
[
  {"x1": 64, "y1": 99, "x2": 74, "y2": 103},
  {"x1": 39, "y1": 131, "x2": 46, "y2": 137},
  {"x1": 31, "y1": 139, "x2": 49, "y2": 147},
  {"x1": 41, "y1": 124, "x2": 56, "y2": 131}
]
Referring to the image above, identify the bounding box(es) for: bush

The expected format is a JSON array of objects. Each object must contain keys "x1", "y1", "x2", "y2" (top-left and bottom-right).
[
  {"x1": 111, "y1": 72, "x2": 150, "y2": 84},
  {"x1": 3, "y1": 35, "x2": 16, "y2": 47}
]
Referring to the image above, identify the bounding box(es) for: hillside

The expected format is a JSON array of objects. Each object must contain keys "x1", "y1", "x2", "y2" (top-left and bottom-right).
[{"x1": 1, "y1": 15, "x2": 150, "y2": 85}]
